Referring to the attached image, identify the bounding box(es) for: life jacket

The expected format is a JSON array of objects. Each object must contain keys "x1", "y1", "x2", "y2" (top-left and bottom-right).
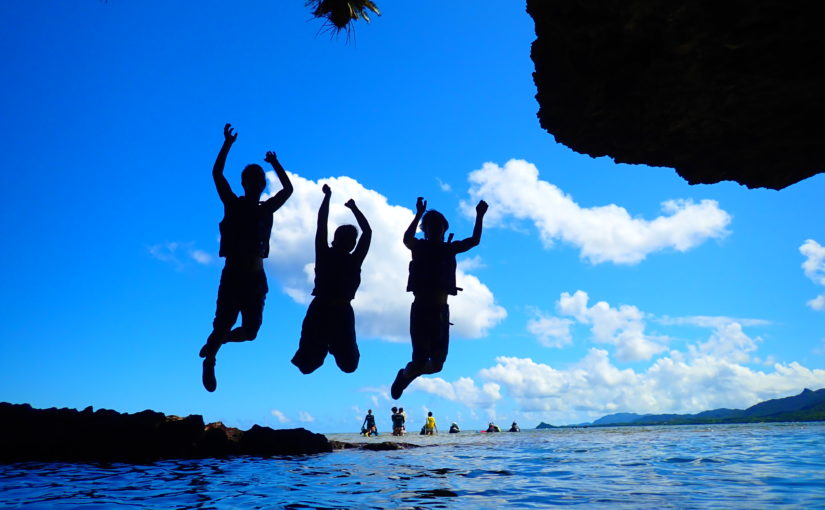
[
  {"x1": 406, "y1": 239, "x2": 458, "y2": 296},
  {"x1": 312, "y1": 248, "x2": 361, "y2": 301},
  {"x1": 218, "y1": 196, "x2": 273, "y2": 259}
]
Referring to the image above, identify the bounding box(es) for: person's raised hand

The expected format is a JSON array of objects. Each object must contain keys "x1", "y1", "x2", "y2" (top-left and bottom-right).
[
  {"x1": 264, "y1": 151, "x2": 279, "y2": 165},
  {"x1": 416, "y1": 197, "x2": 427, "y2": 215},
  {"x1": 476, "y1": 200, "x2": 488, "y2": 216},
  {"x1": 223, "y1": 123, "x2": 238, "y2": 144},
  {"x1": 322, "y1": 183, "x2": 331, "y2": 196},
  {"x1": 345, "y1": 198, "x2": 356, "y2": 209}
]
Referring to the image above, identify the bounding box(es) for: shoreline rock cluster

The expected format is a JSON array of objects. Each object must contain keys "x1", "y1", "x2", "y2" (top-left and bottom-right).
[{"x1": 0, "y1": 402, "x2": 332, "y2": 463}]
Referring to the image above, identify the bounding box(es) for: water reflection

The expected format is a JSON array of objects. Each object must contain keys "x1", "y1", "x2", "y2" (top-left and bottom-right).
[{"x1": 0, "y1": 423, "x2": 824, "y2": 508}]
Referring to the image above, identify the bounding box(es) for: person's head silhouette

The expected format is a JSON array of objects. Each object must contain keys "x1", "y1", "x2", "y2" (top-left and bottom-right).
[
  {"x1": 420, "y1": 210, "x2": 448, "y2": 241},
  {"x1": 332, "y1": 224, "x2": 358, "y2": 252},
  {"x1": 241, "y1": 164, "x2": 266, "y2": 198}
]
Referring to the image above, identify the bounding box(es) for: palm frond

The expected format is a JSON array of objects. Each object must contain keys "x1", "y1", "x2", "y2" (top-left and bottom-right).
[{"x1": 307, "y1": 0, "x2": 381, "y2": 33}]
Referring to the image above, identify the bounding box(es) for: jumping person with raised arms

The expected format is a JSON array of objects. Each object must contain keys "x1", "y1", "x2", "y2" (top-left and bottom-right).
[
  {"x1": 199, "y1": 123, "x2": 293, "y2": 392},
  {"x1": 291, "y1": 183, "x2": 371, "y2": 374},
  {"x1": 390, "y1": 196, "x2": 488, "y2": 399}
]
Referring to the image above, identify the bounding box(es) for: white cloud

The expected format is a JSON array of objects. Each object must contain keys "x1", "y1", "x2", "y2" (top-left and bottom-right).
[
  {"x1": 538, "y1": 290, "x2": 666, "y2": 361},
  {"x1": 526, "y1": 313, "x2": 574, "y2": 348},
  {"x1": 801, "y1": 239, "x2": 825, "y2": 284},
  {"x1": 688, "y1": 322, "x2": 760, "y2": 364},
  {"x1": 410, "y1": 290, "x2": 821, "y2": 425},
  {"x1": 477, "y1": 350, "x2": 825, "y2": 425},
  {"x1": 263, "y1": 171, "x2": 506, "y2": 341},
  {"x1": 410, "y1": 376, "x2": 502, "y2": 408},
  {"x1": 457, "y1": 255, "x2": 485, "y2": 272},
  {"x1": 461, "y1": 159, "x2": 731, "y2": 264},
  {"x1": 801, "y1": 239, "x2": 825, "y2": 311},
  {"x1": 436, "y1": 177, "x2": 452, "y2": 192},
  {"x1": 190, "y1": 249, "x2": 213, "y2": 265},
  {"x1": 530, "y1": 292, "x2": 775, "y2": 364},
  {"x1": 297, "y1": 411, "x2": 315, "y2": 423},
  {"x1": 149, "y1": 241, "x2": 213, "y2": 267},
  {"x1": 809, "y1": 295, "x2": 825, "y2": 311},
  {"x1": 270, "y1": 409, "x2": 290, "y2": 423},
  {"x1": 657, "y1": 315, "x2": 771, "y2": 328}
]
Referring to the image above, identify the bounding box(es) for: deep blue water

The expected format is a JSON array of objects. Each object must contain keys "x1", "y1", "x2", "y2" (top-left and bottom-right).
[{"x1": 1, "y1": 422, "x2": 824, "y2": 508}]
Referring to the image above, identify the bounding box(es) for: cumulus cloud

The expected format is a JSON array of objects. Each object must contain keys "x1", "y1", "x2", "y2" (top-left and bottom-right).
[
  {"x1": 800, "y1": 239, "x2": 825, "y2": 311},
  {"x1": 263, "y1": 171, "x2": 507, "y2": 341},
  {"x1": 461, "y1": 159, "x2": 731, "y2": 264},
  {"x1": 526, "y1": 313, "x2": 574, "y2": 348},
  {"x1": 475, "y1": 350, "x2": 825, "y2": 424},
  {"x1": 809, "y1": 296, "x2": 825, "y2": 311},
  {"x1": 410, "y1": 376, "x2": 502, "y2": 408},
  {"x1": 532, "y1": 290, "x2": 666, "y2": 361},
  {"x1": 412, "y1": 290, "x2": 820, "y2": 424},
  {"x1": 270, "y1": 409, "x2": 290, "y2": 423},
  {"x1": 688, "y1": 322, "x2": 760, "y2": 364},
  {"x1": 529, "y1": 291, "x2": 774, "y2": 365}
]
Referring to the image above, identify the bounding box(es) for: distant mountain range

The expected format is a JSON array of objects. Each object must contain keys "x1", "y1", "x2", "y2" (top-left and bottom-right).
[{"x1": 536, "y1": 388, "x2": 825, "y2": 429}]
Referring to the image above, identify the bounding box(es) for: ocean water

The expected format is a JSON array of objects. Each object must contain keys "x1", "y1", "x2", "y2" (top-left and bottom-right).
[{"x1": 1, "y1": 422, "x2": 824, "y2": 509}]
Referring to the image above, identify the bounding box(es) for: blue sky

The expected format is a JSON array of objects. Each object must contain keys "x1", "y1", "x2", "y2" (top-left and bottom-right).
[{"x1": 1, "y1": 1, "x2": 824, "y2": 433}]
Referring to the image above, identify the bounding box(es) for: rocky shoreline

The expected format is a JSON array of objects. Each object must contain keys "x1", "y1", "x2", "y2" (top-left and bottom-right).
[{"x1": 0, "y1": 402, "x2": 416, "y2": 463}]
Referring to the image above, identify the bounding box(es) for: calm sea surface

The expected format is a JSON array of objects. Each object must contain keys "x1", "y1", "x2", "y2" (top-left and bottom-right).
[{"x1": 1, "y1": 422, "x2": 824, "y2": 509}]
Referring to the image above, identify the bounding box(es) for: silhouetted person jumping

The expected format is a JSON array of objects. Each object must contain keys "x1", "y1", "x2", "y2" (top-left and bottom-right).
[
  {"x1": 390, "y1": 197, "x2": 488, "y2": 399},
  {"x1": 291, "y1": 183, "x2": 371, "y2": 374},
  {"x1": 199, "y1": 123, "x2": 294, "y2": 392}
]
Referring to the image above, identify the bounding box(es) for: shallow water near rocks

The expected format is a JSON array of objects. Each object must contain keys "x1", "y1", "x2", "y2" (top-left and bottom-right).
[{"x1": 2, "y1": 422, "x2": 824, "y2": 508}]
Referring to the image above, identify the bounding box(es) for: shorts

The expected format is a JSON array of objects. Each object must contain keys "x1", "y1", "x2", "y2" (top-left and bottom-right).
[
  {"x1": 409, "y1": 298, "x2": 450, "y2": 367},
  {"x1": 212, "y1": 265, "x2": 268, "y2": 335},
  {"x1": 291, "y1": 297, "x2": 359, "y2": 374}
]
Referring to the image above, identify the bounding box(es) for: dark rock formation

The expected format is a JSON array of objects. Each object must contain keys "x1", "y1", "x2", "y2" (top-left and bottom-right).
[
  {"x1": 0, "y1": 403, "x2": 331, "y2": 463},
  {"x1": 329, "y1": 440, "x2": 421, "y2": 450},
  {"x1": 527, "y1": 0, "x2": 825, "y2": 189}
]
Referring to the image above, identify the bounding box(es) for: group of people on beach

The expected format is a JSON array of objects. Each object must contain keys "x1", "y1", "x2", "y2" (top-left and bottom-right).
[
  {"x1": 361, "y1": 408, "x2": 521, "y2": 436},
  {"x1": 198, "y1": 124, "x2": 489, "y2": 398}
]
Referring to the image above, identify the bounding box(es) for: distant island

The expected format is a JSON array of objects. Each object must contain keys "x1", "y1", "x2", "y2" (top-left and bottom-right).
[{"x1": 537, "y1": 388, "x2": 825, "y2": 429}]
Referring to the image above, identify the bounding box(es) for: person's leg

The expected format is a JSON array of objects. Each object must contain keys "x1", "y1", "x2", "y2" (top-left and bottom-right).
[
  {"x1": 422, "y1": 303, "x2": 450, "y2": 374},
  {"x1": 200, "y1": 267, "x2": 240, "y2": 358},
  {"x1": 225, "y1": 270, "x2": 268, "y2": 343},
  {"x1": 328, "y1": 304, "x2": 359, "y2": 373},
  {"x1": 391, "y1": 299, "x2": 434, "y2": 399},
  {"x1": 201, "y1": 268, "x2": 241, "y2": 392},
  {"x1": 291, "y1": 299, "x2": 329, "y2": 374}
]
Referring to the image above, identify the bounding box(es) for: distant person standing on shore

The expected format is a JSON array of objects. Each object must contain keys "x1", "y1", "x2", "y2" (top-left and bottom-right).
[
  {"x1": 424, "y1": 411, "x2": 438, "y2": 435},
  {"x1": 391, "y1": 407, "x2": 405, "y2": 436},
  {"x1": 199, "y1": 123, "x2": 293, "y2": 392},
  {"x1": 390, "y1": 197, "x2": 488, "y2": 399},
  {"x1": 362, "y1": 409, "x2": 378, "y2": 436},
  {"x1": 399, "y1": 407, "x2": 407, "y2": 434}
]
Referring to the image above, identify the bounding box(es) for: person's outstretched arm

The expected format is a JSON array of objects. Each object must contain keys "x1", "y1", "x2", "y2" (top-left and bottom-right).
[
  {"x1": 316, "y1": 184, "x2": 331, "y2": 255},
  {"x1": 452, "y1": 200, "x2": 488, "y2": 253},
  {"x1": 403, "y1": 197, "x2": 427, "y2": 249},
  {"x1": 346, "y1": 199, "x2": 371, "y2": 265},
  {"x1": 213, "y1": 123, "x2": 238, "y2": 204},
  {"x1": 262, "y1": 151, "x2": 294, "y2": 212}
]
